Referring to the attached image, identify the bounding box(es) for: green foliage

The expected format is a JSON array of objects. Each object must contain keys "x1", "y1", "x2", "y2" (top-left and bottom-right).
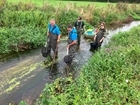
[
  {"x1": 55, "y1": 10, "x2": 79, "y2": 35},
  {"x1": 18, "y1": 101, "x2": 27, "y2": 105},
  {"x1": 36, "y1": 26, "x2": 140, "y2": 104},
  {"x1": 0, "y1": 1, "x2": 140, "y2": 54},
  {"x1": 0, "y1": 26, "x2": 46, "y2": 53},
  {"x1": 0, "y1": 1, "x2": 93, "y2": 54}
]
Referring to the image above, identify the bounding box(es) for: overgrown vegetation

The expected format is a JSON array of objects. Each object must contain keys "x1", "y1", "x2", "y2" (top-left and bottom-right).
[
  {"x1": 33, "y1": 25, "x2": 140, "y2": 105},
  {"x1": 0, "y1": 0, "x2": 140, "y2": 54}
]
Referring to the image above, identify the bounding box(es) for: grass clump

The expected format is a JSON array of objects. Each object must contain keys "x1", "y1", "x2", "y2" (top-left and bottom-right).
[{"x1": 36, "y1": 26, "x2": 140, "y2": 105}]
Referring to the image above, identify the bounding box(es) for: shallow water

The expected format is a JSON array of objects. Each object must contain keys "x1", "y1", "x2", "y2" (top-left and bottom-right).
[
  {"x1": 0, "y1": 38, "x2": 92, "y2": 105},
  {"x1": 0, "y1": 21, "x2": 140, "y2": 105},
  {"x1": 102, "y1": 21, "x2": 140, "y2": 47}
]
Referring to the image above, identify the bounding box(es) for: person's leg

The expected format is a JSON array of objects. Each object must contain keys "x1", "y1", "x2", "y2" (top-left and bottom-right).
[
  {"x1": 46, "y1": 41, "x2": 51, "y2": 56},
  {"x1": 68, "y1": 45, "x2": 77, "y2": 64},
  {"x1": 53, "y1": 46, "x2": 58, "y2": 59},
  {"x1": 52, "y1": 41, "x2": 58, "y2": 59},
  {"x1": 46, "y1": 35, "x2": 52, "y2": 59},
  {"x1": 79, "y1": 31, "x2": 82, "y2": 46},
  {"x1": 77, "y1": 31, "x2": 80, "y2": 47}
]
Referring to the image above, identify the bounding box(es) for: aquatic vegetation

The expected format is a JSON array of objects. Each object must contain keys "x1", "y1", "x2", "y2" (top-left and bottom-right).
[{"x1": 0, "y1": 57, "x2": 52, "y2": 96}]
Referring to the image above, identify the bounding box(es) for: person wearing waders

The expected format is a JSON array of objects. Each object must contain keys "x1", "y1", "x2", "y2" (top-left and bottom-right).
[
  {"x1": 74, "y1": 16, "x2": 85, "y2": 49},
  {"x1": 66, "y1": 25, "x2": 77, "y2": 65},
  {"x1": 90, "y1": 22, "x2": 106, "y2": 50},
  {"x1": 47, "y1": 19, "x2": 61, "y2": 59}
]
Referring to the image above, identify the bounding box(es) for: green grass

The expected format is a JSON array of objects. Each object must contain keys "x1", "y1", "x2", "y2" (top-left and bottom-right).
[{"x1": 8, "y1": 0, "x2": 115, "y2": 7}]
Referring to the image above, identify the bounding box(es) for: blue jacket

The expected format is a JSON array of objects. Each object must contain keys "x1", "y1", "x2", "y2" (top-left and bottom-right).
[
  {"x1": 69, "y1": 28, "x2": 77, "y2": 41},
  {"x1": 48, "y1": 24, "x2": 61, "y2": 35}
]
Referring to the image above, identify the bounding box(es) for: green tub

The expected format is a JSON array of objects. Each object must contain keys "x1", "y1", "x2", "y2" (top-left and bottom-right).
[{"x1": 83, "y1": 29, "x2": 96, "y2": 39}]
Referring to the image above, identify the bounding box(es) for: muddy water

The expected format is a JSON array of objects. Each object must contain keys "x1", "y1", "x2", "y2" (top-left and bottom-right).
[{"x1": 0, "y1": 21, "x2": 140, "y2": 105}]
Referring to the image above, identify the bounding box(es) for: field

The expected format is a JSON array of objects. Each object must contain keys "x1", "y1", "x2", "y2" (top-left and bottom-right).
[{"x1": 8, "y1": 0, "x2": 115, "y2": 7}]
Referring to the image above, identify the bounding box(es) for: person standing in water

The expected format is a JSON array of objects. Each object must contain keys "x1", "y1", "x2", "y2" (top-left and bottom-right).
[
  {"x1": 74, "y1": 16, "x2": 85, "y2": 49},
  {"x1": 46, "y1": 18, "x2": 61, "y2": 59},
  {"x1": 64, "y1": 24, "x2": 77, "y2": 66},
  {"x1": 90, "y1": 22, "x2": 106, "y2": 50}
]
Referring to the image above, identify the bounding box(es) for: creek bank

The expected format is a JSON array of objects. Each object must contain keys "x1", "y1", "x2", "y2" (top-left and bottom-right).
[{"x1": 108, "y1": 16, "x2": 133, "y2": 26}]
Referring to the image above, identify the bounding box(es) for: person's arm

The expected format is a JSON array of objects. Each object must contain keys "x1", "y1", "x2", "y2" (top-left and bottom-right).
[
  {"x1": 67, "y1": 32, "x2": 77, "y2": 48},
  {"x1": 56, "y1": 27, "x2": 61, "y2": 43},
  {"x1": 94, "y1": 35, "x2": 97, "y2": 41},
  {"x1": 99, "y1": 37, "x2": 105, "y2": 42},
  {"x1": 47, "y1": 24, "x2": 50, "y2": 36},
  {"x1": 68, "y1": 40, "x2": 77, "y2": 47},
  {"x1": 99, "y1": 33, "x2": 105, "y2": 42},
  {"x1": 47, "y1": 29, "x2": 49, "y2": 36},
  {"x1": 57, "y1": 35, "x2": 60, "y2": 42},
  {"x1": 94, "y1": 29, "x2": 98, "y2": 41}
]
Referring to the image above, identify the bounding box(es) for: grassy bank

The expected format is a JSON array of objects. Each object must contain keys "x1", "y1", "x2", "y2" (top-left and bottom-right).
[
  {"x1": 0, "y1": 0, "x2": 140, "y2": 54},
  {"x1": 33, "y1": 25, "x2": 140, "y2": 105}
]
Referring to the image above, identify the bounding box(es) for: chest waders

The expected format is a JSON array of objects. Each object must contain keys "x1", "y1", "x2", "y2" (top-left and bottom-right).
[
  {"x1": 76, "y1": 21, "x2": 83, "y2": 46},
  {"x1": 67, "y1": 34, "x2": 77, "y2": 59},
  {"x1": 95, "y1": 31, "x2": 105, "y2": 47},
  {"x1": 47, "y1": 26, "x2": 58, "y2": 58}
]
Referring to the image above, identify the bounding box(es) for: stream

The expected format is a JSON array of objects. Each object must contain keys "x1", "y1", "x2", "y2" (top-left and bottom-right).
[{"x1": 0, "y1": 21, "x2": 140, "y2": 105}]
